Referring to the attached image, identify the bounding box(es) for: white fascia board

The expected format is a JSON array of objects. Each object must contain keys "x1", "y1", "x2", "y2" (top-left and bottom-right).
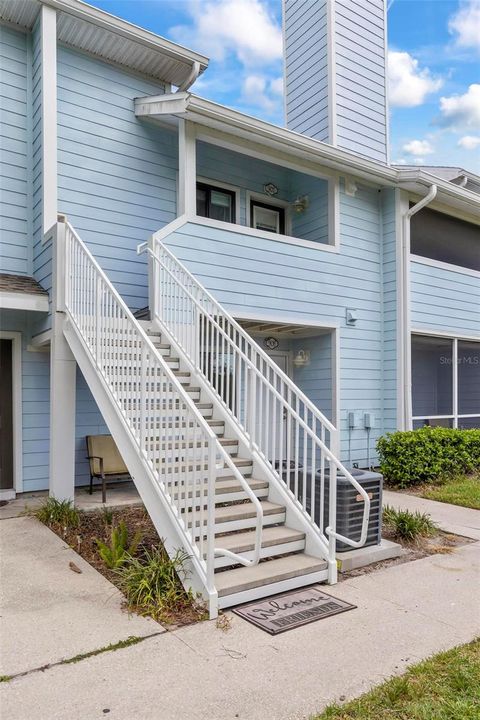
[
  {"x1": 42, "y1": 0, "x2": 209, "y2": 70},
  {"x1": 135, "y1": 93, "x2": 190, "y2": 118},
  {"x1": 0, "y1": 291, "x2": 50, "y2": 312}
]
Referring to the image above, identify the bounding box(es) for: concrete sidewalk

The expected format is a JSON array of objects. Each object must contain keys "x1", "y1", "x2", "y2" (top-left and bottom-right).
[
  {"x1": 0, "y1": 516, "x2": 162, "y2": 677},
  {"x1": 1, "y1": 509, "x2": 479, "y2": 720}
]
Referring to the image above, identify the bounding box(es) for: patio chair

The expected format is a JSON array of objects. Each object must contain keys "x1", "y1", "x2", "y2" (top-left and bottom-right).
[{"x1": 86, "y1": 434, "x2": 130, "y2": 504}]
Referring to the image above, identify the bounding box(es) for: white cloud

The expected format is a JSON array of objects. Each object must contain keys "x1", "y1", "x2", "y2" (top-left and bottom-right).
[
  {"x1": 458, "y1": 135, "x2": 480, "y2": 149},
  {"x1": 402, "y1": 139, "x2": 434, "y2": 156},
  {"x1": 449, "y1": 0, "x2": 480, "y2": 51},
  {"x1": 440, "y1": 84, "x2": 480, "y2": 129},
  {"x1": 241, "y1": 74, "x2": 283, "y2": 112},
  {"x1": 170, "y1": 0, "x2": 282, "y2": 65},
  {"x1": 388, "y1": 51, "x2": 443, "y2": 107}
]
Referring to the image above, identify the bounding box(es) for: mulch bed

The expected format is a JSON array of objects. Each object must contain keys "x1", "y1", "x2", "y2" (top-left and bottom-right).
[{"x1": 49, "y1": 506, "x2": 207, "y2": 628}]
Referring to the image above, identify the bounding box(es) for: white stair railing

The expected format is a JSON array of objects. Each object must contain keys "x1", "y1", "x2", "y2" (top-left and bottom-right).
[
  {"x1": 140, "y1": 234, "x2": 371, "y2": 559},
  {"x1": 63, "y1": 221, "x2": 264, "y2": 588}
]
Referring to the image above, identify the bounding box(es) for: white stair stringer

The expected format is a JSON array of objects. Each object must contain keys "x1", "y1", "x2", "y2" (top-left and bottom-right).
[{"x1": 63, "y1": 320, "x2": 219, "y2": 615}]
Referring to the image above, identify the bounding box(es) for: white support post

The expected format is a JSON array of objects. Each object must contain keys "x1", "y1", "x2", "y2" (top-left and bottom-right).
[
  {"x1": 49, "y1": 219, "x2": 76, "y2": 502},
  {"x1": 40, "y1": 5, "x2": 57, "y2": 235},
  {"x1": 178, "y1": 119, "x2": 197, "y2": 217}
]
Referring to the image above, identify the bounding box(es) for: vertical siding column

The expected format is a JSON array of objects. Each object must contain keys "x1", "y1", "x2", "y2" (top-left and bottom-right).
[
  {"x1": 40, "y1": 5, "x2": 57, "y2": 233},
  {"x1": 49, "y1": 219, "x2": 76, "y2": 501},
  {"x1": 178, "y1": 119, "x2": 196, "y2": 216}
]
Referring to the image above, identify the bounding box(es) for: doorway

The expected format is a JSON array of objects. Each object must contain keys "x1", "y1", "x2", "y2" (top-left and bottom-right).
[{"x1": 0, "y1": 339, "x2": 14, "y2": 494}]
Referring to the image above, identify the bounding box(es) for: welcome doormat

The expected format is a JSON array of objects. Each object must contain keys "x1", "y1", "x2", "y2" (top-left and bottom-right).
[{"x1": 232, "y1": 585, "x2": 356, "y2": 634}]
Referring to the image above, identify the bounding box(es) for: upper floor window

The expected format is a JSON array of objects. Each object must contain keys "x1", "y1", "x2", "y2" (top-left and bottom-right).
[
  {"x1": 196, "y1": 183, "x2": 236, "y2": 223},
  {"x1": 411, "y1": 207, "x2": 480, "y2": 272},
  {"x1": 250, "y1": 200, "x2": 286, "y2": 234}
]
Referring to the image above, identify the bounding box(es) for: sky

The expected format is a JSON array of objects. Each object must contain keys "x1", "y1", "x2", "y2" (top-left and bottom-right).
[{"x1": 87, "y1": 0, "x2": 480, "y2": 172}]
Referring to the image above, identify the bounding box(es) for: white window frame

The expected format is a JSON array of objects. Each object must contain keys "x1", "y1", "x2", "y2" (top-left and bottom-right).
[
  {"x1": 196, "y1": 176, "x2": 241, "y2": 225},
  {"x1": 411, "y1": 331, "x2": 480, "y2": 429},
  {"x1": 246, "y1": 191, "x2": 292, "y2": 236}
]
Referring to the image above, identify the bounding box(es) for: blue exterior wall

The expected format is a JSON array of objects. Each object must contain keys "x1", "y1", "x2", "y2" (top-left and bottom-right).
[
  {"x1": 162, "y1": 179, "x2": 385, "y2": 466},
  {"x1": 0, "y1": 25, "x2": 31, "y2": 275},
  {"x1": 56, "y1": 46, "x2": 176, "y2": 311},
  {"x1": 411, "y1": 260, "x2": 480, "y2": 337},
  {"x1": 284, "y1": 0, "x2": 388, "y2": 163},
  {"x1": 284, "y1": 0, "x2": 329, "y2": 142}
]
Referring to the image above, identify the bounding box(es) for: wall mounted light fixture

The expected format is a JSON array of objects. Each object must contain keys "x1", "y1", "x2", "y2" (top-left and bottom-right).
[
  {"x1": 293, "y1": 349, "x2": 311, "y2": 367},
  {"x1": 292, "y1": 195, "x2": 309, "y2": 214}
]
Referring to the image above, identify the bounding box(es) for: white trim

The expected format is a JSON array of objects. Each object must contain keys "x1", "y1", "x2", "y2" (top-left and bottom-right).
[
  {"x1": 453, "y1": 338, "x2": 458, "y2": 428},
  {"x1": 40, "y1": 5, "x2": 58, "y2": 235},
  {"x1": 0, "y1": 291, "x2": 49, "y2": 312},
  {"x1": 395, "y1": 189, "x2": 405, "y2": 429},
  {"x1": 30, "y1": 328, "x2": 52, "y2": 348},
  {"x1": 185, "y1": 214, "x2": 339, "y2": 253},
  {"x1": 178, "y1": 119, "x2": 197, "y2": 217},
  {"x1": 411, "y1": 254, "x2": 480, "y2": 279},
  {"x1": 0, "y1": 332, "x2": 23, "y2": 494},
  {"x1": 329, "y1": 176, "x2": 340, "y2": 249},
  {"x1": 332, "y1": 327, "x2": 340, "y2": 429},
  {"x1": 326, "y1": 0, "x2": 337, "y2": 146},
  {"x1": 412, "y1": 328, "x2": 480, "y2": 342},
  {"x1": 246, "y1": 191, "x2": 292, "y2": 236},
  {"x1": 196, "y1": 176, "x2": 241, "y2": 225}
]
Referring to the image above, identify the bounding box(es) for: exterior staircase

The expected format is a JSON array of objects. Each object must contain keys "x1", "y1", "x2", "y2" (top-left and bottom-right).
[
  {"x1": 142, "y1": 324, "x2": 329, "y2": 607},
  {"x1": 59, "y1": 218, "x2": 370, "y2": 618}
]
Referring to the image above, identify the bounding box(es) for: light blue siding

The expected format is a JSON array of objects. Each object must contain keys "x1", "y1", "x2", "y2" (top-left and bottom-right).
[
  {"x1": 163, "y1": 181, "x2": 385, "y2": 466},
  {"x1": 57, "y1": 46, "x2": 176, "y2": 311},
  {"x1": 284, "y1": 0, "x2": 330, "y2": 142},
  {"x1": 283, "y1": 0, "x2": 388, "y2": 163},
  {"x1": 0, "y1": 25, "x2": 31, "y2": 275},
  {"x1": 382, "y1": 189, "x2": 397, "y2": 432},
  {"x1": 335, "y1": 0, "x2": 387, "y2": 162},
  {"x1": 197, "y1": 141, "x2": 330, "y2": 244},
  {"x1": 411, "y1": 260, "x2": 480, "y2": 336}
]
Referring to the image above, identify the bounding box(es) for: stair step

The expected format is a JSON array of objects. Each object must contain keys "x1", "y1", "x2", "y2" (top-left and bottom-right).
[
  {"x1": 213, "y1": 500, "x2": 285, "y2": 530},
  {"x1": 214, "y1": 525, "x2": 306, "y2": 568},
  {"x1": 217, "y1": 458, "x2": 252, "y2": 477},
  {"x1": 215, "y1": 553, "x2": 328, "y2": 599},
  {"x1": 215, "y1": 476, "x2": 268, "y2": 502}
]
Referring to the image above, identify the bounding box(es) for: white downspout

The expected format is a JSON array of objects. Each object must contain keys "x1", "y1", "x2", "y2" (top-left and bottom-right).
[
  {"x1": 401, "y1": 184, "x2": 437, "y2": 429},
  {"x1": 177, "y1": 61, "x2": 200, "y2": 92}
]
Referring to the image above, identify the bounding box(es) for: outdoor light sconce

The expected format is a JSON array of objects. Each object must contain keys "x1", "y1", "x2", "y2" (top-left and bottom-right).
[
  {"x1": 293, "y1": 349, "x2": 311, "y2": 367},
  {"x1": 264, "y1": 183, "x2": 278, "y2": 196},
  {"x1": 346, "y1": 308, "x2": 358, "y2": 326},
  {"x1": 291, "y1": 195, "x2": 309, "y2": 214}
]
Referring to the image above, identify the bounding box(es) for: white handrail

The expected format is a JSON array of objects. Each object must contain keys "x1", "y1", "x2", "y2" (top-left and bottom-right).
[
  {"x1": 141, "y1": 232, "x2": 371, "y2": 553},
  {"x1": 62, "y1": 221, "x2": 264, "y2": 585}
]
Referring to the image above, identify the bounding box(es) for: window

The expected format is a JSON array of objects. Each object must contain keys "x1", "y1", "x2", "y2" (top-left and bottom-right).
[
  {"x1": 410, "y1": 207, "x2": 480, "y2": 272},
  {"x1": 196, "y1": 183, "x2": 236, "y2": 223},
  {"x1": 412, "y1": 334, "x2": 480, "y2": 429},
  {"x1": 250, "y1": 200, "x2": 285, "y2": 234}
]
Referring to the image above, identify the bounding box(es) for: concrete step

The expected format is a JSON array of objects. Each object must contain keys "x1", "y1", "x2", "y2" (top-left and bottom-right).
[
  {"x1": 217, "y1": 457, "x2": 253, "y2": 477},
  {"x1": 145, "y1": 419, "x2": 225, "y2": 437},
  {"x1": 215, "y1": 476, "x2": 269, "y2": 503},
  {"x1": 214, "y1": 525, "x2": 306, "y2": 569},
  {"x1": 127, "y1": 401, "x2": 213, "y2": 417},
  {"x1": 215, "y1": 553, "x2": 328, "y2": 601},
  {"x1": 212, "y1": 500, "x2": 286, "y2": 533}
]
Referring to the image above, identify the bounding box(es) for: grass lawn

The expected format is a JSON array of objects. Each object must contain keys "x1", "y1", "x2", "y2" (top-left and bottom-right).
[
  {"x1": 313, "y1": 639, "x2": 480, "y2": 720},
  {"x1": 418, "y1": 473, "x2": 480, "y2": 510}
]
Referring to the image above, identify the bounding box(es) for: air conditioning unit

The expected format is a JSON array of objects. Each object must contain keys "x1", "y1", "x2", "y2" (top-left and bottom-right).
[{"x1": 318, "y1": 468, "x2": 383, "y2": 552}]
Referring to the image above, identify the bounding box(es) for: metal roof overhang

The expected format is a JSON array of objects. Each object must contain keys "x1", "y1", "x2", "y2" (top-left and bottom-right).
[
  {"x1": 0, "y1": 0, "x2": 208, "y2": 87},
  {"x1": 135, "y1": 93, "x2": 480, "y2": 220}
]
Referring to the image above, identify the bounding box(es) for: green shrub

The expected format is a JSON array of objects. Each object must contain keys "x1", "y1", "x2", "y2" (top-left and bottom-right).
[
  {"x1": 377, "y1": 427, "x2": 480, "y2": 488},
  {"x1": 95, "y1": 520, "x2": 142, "y2": 569},
  {"x1": 35, "y1": 497, "x2": 80, "y2": 529},
  {"x1": 383, "y1": 505, "x2": 438, "y2": 541},
  {"x1": 115, "y1": 546, "x2": 193, "y2": 621}
]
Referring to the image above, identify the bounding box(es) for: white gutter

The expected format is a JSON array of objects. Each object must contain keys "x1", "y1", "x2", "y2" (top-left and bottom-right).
[{"x1": 401, "y1": 184, "x2": 437, "y2": 430}]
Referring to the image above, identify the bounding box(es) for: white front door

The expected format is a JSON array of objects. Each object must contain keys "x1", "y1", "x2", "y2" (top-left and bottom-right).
[{"x1": 258, "y1": 349, "x2": 292, "y2": 463}]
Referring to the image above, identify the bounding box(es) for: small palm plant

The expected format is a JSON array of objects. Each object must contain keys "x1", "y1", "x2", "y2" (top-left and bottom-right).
[
  {"x1": 35, "y1": 497, "x2": 80, "y2": 529},
  {"x1": 95, "y1": 521, "x2": 142, "y2": 569},
  {"x1": 383, "y1": 505, "x2": 438, "y2": 541}
]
